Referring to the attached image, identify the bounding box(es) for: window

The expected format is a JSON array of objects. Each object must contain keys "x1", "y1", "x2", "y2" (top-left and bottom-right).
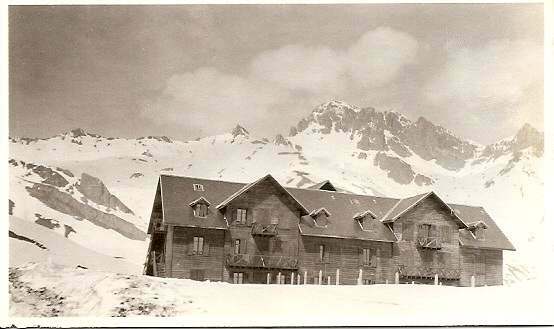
[
  {"x1": 319, "y1": 244, "x2": 326, "y2": 262},
  {"x1": 193, "y1": 236, "x2": 204, "y2": 255},
  {"x1": 393, "y1": 222, "x2": 403, "y2": 240},
  {"x1": 363, "y1": 279, "x2": 374, "y2": 285},
  {"x1": 475, "y1": 228, "x2": 485, "y2": 240},
  {"x1": 362, "y1": 248, "x2": 371, "y2": 266},
  {"x1": 236, "y1": 208, "x2": 247, "y2": 224},
  {"x1": 233, "y1": 272, "x2": 244, "y2": 284},
  {"x1": 234, "y1": 239, "x2": 241, "y2": 254},
  {"x1": 192, "y1": 183, "x2": 204, "y2": 191},
  {"x1": 194, "y1": 204, "x2": 208, "y2": 218}
]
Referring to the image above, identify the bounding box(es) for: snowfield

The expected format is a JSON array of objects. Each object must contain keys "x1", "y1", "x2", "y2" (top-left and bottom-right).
[{"x1": 8, "y1": 261, "x2": 550, "y2": 326}]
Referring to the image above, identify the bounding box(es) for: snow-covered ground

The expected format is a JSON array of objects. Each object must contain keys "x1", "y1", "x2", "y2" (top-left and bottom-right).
[{"x1": 8, "y1": 261, "x2": 551, "y2": 325}]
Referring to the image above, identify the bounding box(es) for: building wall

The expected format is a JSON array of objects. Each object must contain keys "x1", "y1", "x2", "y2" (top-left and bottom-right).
[
  {"x1": 222, "y1": 179, "x2": 302, "y2": 283},
  {"x1": 298, "y1": 236, "x2": 393, "y2": 284},
  {"x1": 459, "y1": 248, "x2": 503, "y2": 286},
  {"x1": 169, "y1": 226, "x2": 226, "y2": 281},
  {"x1": 391, "y1": 196, "x2": 461, "y2": 282}
]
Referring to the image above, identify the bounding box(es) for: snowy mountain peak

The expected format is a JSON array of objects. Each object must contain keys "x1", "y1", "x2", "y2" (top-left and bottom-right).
[
  {"x1": 513, "y1": 123, "x2": 543, "y2": 154},
  {"x1": 65, "y1": 128, "x2": 100, "y2": 139},
  {"x1": 313, "y1": 100, "x2": 361, "y2": 115},
  {"x1": 231, "y1": 124, "x2": 249, "y2": 138}
]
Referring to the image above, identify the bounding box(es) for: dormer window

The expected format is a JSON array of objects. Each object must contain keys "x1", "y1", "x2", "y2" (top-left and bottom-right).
[
  {"x1": 353, "y1": 209, "x2": 377, "y2": 231},
  {"x1": 193, "y1": 183, "x2": 204, "y2": 191},
  {"x1": 194, "y1": 204, "x2": 208, "y2": 218},
  {"x1": 189, "y1": 197, "x2": 211, "y2": 218},
  {"x1": 310, "y1": 208, "x2": 331, "y2": 227},
  {"x1": 468, "y1": 221, "x2": 488, "y2": 241}
]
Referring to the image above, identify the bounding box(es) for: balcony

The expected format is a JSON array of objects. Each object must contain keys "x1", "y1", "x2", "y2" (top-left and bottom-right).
[
  {"x1": 397, "y1": 265, "x2": 460, "y2": 280},
  {"x1": 417, "y1": 237, "x2": 441, "y2": 249},
  {"x1": 251, "y1": 222, "x2": 278, "y2": 236},
  {"x1": 226, "y1": 253, "x2": 298, "y2": 270}
]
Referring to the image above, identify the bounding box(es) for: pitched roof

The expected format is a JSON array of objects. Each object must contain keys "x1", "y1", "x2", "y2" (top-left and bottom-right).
[
  {"x1": 155, "y1": 174, "x2": 515, "y2": 250},
  {"x1": 451, "y1": 204, "x2": 516, "y2": 251},
  {"x1": 308, "y1": 180, "x2": 337, "y2": 191},
  {"x1": 216, "y1": 174, "x2": 309, "y2": 215},
  {"x1": 189, "y1": 196, "x2": 211, "y2": 207},
  {"x1": 380, "y1": 191, "x2": 468, "y2": 228},
  {"x1": 309, "y1": 207, "x2": 332, "y2": 217}
]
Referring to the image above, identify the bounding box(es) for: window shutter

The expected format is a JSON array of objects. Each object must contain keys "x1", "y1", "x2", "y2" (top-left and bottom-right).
[
  {"x1": 188, "y1": 237, "x2": 195, "y2": 255},
  {"x1": 204, "y1": 239, "x2": 209, "y2": 256},
  {"x1": 370, "y1": 248, "x2": 378, "y2": 266},
  {"x1": 240, "y1": 239, "x2": 247, "y2": 254},
  {"x1": 231, "y1": 208, "x2": 237, "y2": 222}
]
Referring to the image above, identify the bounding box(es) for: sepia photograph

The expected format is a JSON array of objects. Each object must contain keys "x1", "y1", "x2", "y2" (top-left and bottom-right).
[{"x1": 3, "y1": 1, "x2": 552, "y2": 326}]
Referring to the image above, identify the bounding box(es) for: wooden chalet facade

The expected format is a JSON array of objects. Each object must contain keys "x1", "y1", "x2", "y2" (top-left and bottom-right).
[{"x1": 144, "y1": 174, "x2": 515, "y2": 286}]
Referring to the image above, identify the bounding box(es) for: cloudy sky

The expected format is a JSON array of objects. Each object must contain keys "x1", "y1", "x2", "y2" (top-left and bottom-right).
[{"x1": 9, "y1": 4, "x2": 543, "y2": 144}]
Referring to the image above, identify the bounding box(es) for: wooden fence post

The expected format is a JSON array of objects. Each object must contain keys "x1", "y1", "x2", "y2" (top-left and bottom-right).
[
  {"x1": 278, "y1": 272, "x2": 281, "y2": 284},
  {"x1": 385, "y1": 279, "x2": 389, "y2": 284},
  {"x1": 327, "y1": 276, "x2": 331, "y2": 285},
  {"x1": 267, "y1": 272, "x2": 271, "y2": 284},
  {"x1": 304, "y1": 271, "x2": 307, "y2": 285},
  {"x1": 336, "y1": 269, "x2": 340, "y2": 285},
  {"x1": 291, "y1": 273, "x2": 294, "y2": 285},
  {"x1": 395, "y1": 271, "x2": 399, "y2": 284},
  {"x1": 297, "y1": 273, "x2": 301, "y2": 285},
  {"x1": 471, "y1": 275, "x2": 475, "y2": 287},
  {"x1": 434, "y1": 274, "x2": 439, "y2": 285},
  {"x1": 357, "y1": 269, "x2": 363, "y2": 285},
  {"x1": 318, "y1": 270, "x2": 322, "y2": 285}
]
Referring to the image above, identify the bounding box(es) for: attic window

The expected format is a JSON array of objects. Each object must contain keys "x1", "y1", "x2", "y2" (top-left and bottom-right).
[
  {"x1": 193, "y1": 183, "x2": 204, "y2": 191},
  {"x1": 194, "y1": 204, "x2": 208, "y2": 218},
  {"x1": 357, "y1": 218, "x2": 373, "y2": 231},
  {"x1": 475, "y1": 228, "x2": 485, "y2": 240}
]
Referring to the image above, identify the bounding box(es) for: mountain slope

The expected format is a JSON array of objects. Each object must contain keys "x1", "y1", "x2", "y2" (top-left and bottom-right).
[{"x1": 8, "y1": 100, "x2": 543, "y2": 283}]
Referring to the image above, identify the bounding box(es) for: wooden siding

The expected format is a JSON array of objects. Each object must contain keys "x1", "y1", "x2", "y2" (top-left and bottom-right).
[
  {"x1": 391, "y1": 195, "x2": 462, "y2": 283},
  {"x1": 170, "y1": 226, "x2": 226, "y2": 281},
  {"x1": 222, "y1": 179, "x2": 301, "y2": 283},
  {"x1": 299, "y1": 236, "x2": 393, "y2": 284},
  {"x1": 459, "y1": 248, "x2": 503, "y2": 286}
]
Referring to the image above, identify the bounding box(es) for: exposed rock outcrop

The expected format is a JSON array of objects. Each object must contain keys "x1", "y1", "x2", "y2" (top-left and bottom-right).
[
  {"x1": 373, "y1": 152, "x2": 415, "y2": 185},
  {"x1": 26, "y1": 183, "x2": 146, "y2": 241},
  {"x1": 76, "y1": 173, "x2": 134, "y2": 214}
]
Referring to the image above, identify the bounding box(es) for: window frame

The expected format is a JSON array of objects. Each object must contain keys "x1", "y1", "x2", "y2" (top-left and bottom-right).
[
  {"x1": 194, "y1": 203, "x2": 208, "y2": 218},
  {"x1": 192, "y1": 236, "x2": 204, "y2": 255},
  {"x1": 236, "y1": 208, "x2": 247, "y2": 224},
  {"x1": 192, "y1": 183, "x2": 204, "y2": 191},
  {"x1": 234, "y1": 239, "x2": 241, "y2": 254},
  {"x1": 319, "y1": 244, "x2": 326, "y2": 262},
  {"x1": 233, "y1": 272, "x2": 244, "y2": 284}
]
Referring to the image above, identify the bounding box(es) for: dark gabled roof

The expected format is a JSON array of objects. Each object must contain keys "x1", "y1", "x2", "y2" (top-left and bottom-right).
[
  {"x1": 381, "y1": 191, "x2": 468, "y2": 228},
  {"x1": 290, "y1": 187, "x2": 399, "y2": 242},
  {"x1": 159, "y1": 174, "x2": 244, "y2": 229},
  {"x1": 353, "y1": 209, "x2": 378, "y2": 221},
  {"x1": 451, "y1": 204, "x2": 516, "y2": 251},
  {"x1": 216, "y1": 174, "x2": 309, "y2": 215},
  {"x1": 309, "y1": 207, "x2": 332, "y2": 217},
  {"x1": 155, "y1": 174, "x2": 515, "y2": 250},
  {"x1": 189, "y1": 196, "x2": 211, "y2": 207},
  {"x1": 309, "y1": 180, "x2": 337, "y2": 191}
]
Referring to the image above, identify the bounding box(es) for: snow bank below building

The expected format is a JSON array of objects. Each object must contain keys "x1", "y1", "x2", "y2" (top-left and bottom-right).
[{"x1": 8, "y1": 262, "x2": 550, "y2": 326}]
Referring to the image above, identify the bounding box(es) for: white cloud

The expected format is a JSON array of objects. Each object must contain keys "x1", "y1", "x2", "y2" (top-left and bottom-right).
[
  {"x1": 346, "y1": 27, "x2": 419, "y2": 88},
  {"x1": 143, "y1": 27, "x2": 420, "y2": 136},
  {"x1": 425, "y1": 39, "x2": 543, "y2": 131}
]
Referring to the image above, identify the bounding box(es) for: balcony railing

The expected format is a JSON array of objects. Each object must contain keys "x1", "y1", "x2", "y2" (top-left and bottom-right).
[
  {"x1": 251, "y1": 222, "x2": 278, "y2": 236},
  {"x1": 417, "y1": 237, "x2": 441, "y2": 249},
  {"x1": 226, "y1": 253, "x2": 298, "y2": 270},
  {"x1": 397, "y1": 265, "x2": 460, "y2": 280}
]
